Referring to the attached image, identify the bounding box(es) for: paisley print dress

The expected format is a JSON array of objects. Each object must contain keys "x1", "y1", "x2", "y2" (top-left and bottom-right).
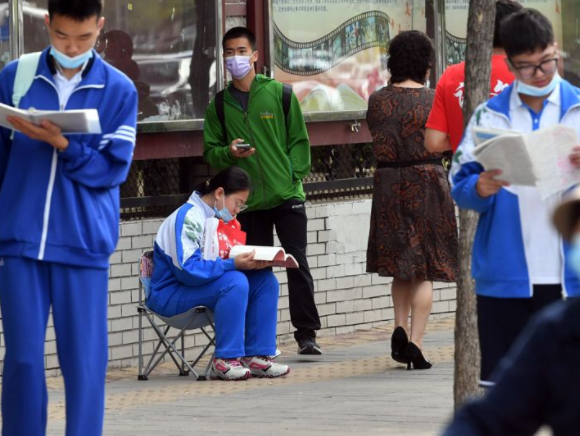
[{"x1": 366, "y1": 85, "x2": 458, "y2": 282}]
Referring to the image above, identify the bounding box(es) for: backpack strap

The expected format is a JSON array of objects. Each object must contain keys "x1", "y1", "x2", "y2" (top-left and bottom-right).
[
  {"x1": 13, "y1": 52, "x2": 42, "y2": 109},
  {"x1": 282, "y1": 83, "x2": 292, "y2": 121},
  {"x1": 215, "y1": 89, "x2": 227, "y2": 141},
  {"x1": 10, "y1": 51, "x2": 42, "y2": 140}
]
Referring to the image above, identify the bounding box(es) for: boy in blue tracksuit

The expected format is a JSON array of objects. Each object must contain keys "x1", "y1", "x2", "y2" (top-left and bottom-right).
[
  {"x1": 0, "y1": 1, "x2": 137, "y2": 435},
  {"x1": 451, "y1": 9, "x2": 580, "y2": 387}
]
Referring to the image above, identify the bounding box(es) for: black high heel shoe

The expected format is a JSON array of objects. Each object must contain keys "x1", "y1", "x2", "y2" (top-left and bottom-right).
[
  {"x1": 391, "y1": 326, "x2": 410, "y2": 364},
  {"x1": 404, "y1": 342, "x2": 432, "y2": 370}
]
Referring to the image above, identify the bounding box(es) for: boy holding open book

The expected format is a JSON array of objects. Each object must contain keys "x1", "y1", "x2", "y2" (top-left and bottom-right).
[
  {"x1": 450, "y1": 9, "x2": 580, "y2": 387},
  {"x1": 0, "y1": 1, "x2": 137, "y2": 434}
]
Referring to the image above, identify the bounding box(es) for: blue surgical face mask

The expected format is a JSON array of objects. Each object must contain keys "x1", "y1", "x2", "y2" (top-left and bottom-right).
[
  {"x1": 568, "y1": 234, "x2": 580, "y2": 279},
  {"x1": 214, "y1": 196, "x2": 234, "y2": 224},
  {"x1": 516, "y1": 73, "x2": 561, "y2": 97},
  {"x1": 50, "y1": 46, "x2": 93, "y2": 69}
]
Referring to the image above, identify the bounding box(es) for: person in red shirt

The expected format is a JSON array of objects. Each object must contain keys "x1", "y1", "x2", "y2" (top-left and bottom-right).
[{"x1": 425, "y1": 0, "x2": 522, "y2": 153}]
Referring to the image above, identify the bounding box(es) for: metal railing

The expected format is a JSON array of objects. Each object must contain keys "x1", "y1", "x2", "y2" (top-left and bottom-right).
[{"x1": 120, "y1": 143, "x2": 376, "y2": 220}]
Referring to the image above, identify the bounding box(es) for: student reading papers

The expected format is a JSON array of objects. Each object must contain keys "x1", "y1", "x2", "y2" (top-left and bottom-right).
[
  {"x1": 472, "y1": 124, "x2": 580, "y2": 198},
  {"x1": 449, "y1": 9, "x2": 580, "y2": 388},
  {"x1": 149, "y1": 167, "x2": 291, "y2": 381}
]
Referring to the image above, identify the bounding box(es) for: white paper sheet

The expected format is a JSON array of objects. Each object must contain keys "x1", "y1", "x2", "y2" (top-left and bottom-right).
[{"x1": 525, "y1": 125, "x2": 580, "y2": 199}]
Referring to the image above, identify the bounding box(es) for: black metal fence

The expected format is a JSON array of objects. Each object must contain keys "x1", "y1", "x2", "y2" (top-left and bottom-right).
[{"x1": 120, "y1": 143, "x2": 376, "y2": 220}]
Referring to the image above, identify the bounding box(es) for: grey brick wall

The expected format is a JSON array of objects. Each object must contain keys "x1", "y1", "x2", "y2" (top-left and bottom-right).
[
  {"x1": 0, "y1": 199, "x2": 457, "y2": 376},
  {"x1": 110, "y1": 198, "x2": 456, "y2": 371}
]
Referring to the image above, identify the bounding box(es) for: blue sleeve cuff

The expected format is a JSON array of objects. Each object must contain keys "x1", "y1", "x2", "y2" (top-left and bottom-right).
[
  {"x1": 223, "y1": 258, "x2": 236, "y2": 271},
  {"x1": 453, "y1": 174, "x2": 495, "y2": 213},
  {"x1": 58, "y1": 139, "x2": 85, "y2": 161}
]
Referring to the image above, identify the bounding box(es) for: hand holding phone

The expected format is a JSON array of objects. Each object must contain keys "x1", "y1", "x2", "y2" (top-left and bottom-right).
[{"x1": 230, "y1": 139, "x2": 256, "y2": 159}]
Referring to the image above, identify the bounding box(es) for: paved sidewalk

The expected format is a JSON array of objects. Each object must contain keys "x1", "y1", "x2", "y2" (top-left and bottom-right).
[{"x1": 46, "y1": 318, "x2": 456, "y2": 436}]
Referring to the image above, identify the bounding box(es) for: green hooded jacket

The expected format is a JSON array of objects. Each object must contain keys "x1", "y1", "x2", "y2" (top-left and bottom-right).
[{"x1": 203, "y1": 75, "x2": 311, "y2": 211}]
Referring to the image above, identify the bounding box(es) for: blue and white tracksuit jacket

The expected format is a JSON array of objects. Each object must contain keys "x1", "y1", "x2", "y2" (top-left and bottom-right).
[
  {"x1": 0, "y1": 47, "x2": 137, "y2": 436},
  {"x1": 451, "y1": 80, "x2": 580, "y2": 298},
  {"x1": 148, "y1": 193, "x2": 280, "y2": 359},
  {"x1": 0, "y1": 48, "x2": 137, "y2": 269},
  {"x1": 149, "y1": 193, "x2": 237, "y2": 315}
]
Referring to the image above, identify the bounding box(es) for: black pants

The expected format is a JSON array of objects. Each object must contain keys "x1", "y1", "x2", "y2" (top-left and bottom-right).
[
  {"x1": 238, "y1": 198, "x2": 321, "y2": 341},
  {"x1": 477, "y1": 284, "x2": 563, "y2": 384}
]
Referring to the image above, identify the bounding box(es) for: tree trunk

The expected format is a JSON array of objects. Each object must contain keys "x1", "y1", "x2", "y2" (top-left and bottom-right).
[{"x1": 454, "y1": 0, "x2": 496, "y2": 408}]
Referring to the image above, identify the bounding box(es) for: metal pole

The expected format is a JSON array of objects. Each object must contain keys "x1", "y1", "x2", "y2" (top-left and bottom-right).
[
  {"x1": 8, "y1": 0, "x2": 21, "y2": 60},
  {"x1": 433, "y1": 0, "x2": 447, "y2": 80},
  {"x1": 215, "y1": 0, "x2": 224, "y2": 89}
]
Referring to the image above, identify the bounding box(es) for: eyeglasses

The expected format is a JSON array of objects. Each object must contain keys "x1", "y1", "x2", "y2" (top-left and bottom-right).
[
  {"x1": 229, "y1": 197, "x2": 248, "y2": 212},
  {"x1": 508, "y1": 57, "x2": 559, "y2": 80}
]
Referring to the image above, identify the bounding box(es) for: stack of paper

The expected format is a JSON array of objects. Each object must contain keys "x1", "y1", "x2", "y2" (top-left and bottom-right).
[
  {"x1": 0, "y1": 102, "x2": 101, "y2": 134},
  {"x1": 472, "y1": 124, "x2": 580, "y2": 199}
]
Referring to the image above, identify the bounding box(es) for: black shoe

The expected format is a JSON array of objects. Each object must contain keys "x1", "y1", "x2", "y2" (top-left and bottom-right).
[
  {"x1": 391, "y1": 326, "x2": 410, "y2": 364},
  {"x1": 297, "y1": 337, "x2": 322, "y2": 355},
  {"x1": 404, "y1": 342, "x2": 432, "y2": 370}
]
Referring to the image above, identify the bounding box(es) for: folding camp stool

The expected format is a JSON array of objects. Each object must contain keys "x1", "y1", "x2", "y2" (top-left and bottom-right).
[{"x1": 137, "y1": 250, "x2": 216, "y2": 381}]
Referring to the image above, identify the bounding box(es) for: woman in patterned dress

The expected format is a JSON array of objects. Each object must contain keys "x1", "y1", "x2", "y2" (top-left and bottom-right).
[{"x1": 366, "y1": 31, "x2": 458, "y2": 369}]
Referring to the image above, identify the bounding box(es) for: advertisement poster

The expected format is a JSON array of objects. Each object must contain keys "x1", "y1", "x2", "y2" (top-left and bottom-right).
[
  {"x1": 444, "y1": 0, "x2": 575, "y2": 67},
  {"x1": 272, "y1": 0, "x2": 427, "y2": 113}
]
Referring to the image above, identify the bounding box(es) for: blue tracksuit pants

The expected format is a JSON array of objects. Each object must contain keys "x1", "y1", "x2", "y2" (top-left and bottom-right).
[
  {"x1": 148, "y1": 269, "x2": 279, "y2": 358},
  {"x1": 0, "y1": 256, "x2": 108, "y2": 436}
]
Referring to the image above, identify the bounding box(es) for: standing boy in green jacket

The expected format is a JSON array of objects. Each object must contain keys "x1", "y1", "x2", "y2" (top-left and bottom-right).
[{"x1": 203, "y1": 27, "x2": 322, "y2": 354}]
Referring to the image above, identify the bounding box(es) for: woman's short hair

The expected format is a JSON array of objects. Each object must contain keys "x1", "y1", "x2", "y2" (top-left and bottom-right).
[{"x1": 387, "y1": 30, "x2": 434, "y2": 85}]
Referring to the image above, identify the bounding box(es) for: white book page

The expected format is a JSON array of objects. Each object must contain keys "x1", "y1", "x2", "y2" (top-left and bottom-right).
[
  {"x1": 0, "y1": 102, "x2": 102, "y2": 134},
  {"x1": 228, "y1": 245, "x2": 298, "y2": 268},
  {"x1": 0, "y1": 102, "x2": 32, "y2": 130},
  {"x1": 229, "y1": 245, "x2": 286, "y2": 261},
  {"x1": 30, "y1": 109, "x2": 102, "y2": 134},
  {"x1": 473, "y1": 134, "x2": 536, "y2": 185},
  {"x1": 473, "y1": 126, "x2": 519, "y2": 146},
  {"x1": 525, "y1": 125, "x2": 580, "y2": 199}
]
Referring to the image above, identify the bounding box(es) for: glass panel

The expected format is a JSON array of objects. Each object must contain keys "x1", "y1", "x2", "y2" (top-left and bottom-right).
[
  {"x1": 271, "y1": 0, "x2": 432, "y2": 115},
  {"x1": 444, "y1": 0, "x2": 468, "y2": 66},
  {"x1": 0, "y1": 1, "x2": 9, "y2": 70},
  {"x1": 444, "y1": 0, "x2": 580, "y2": 86},
  {"x1": 21, "y1": 0, "x2": 218, "y2": 122},
  {"x1": 561, "y1": 0, "x2": 580, "y2": 87}
]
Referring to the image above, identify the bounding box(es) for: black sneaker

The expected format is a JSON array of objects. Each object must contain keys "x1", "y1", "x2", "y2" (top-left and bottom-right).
[{"x1": 297, "y1": 337, "x2": 322, "y2": 355}]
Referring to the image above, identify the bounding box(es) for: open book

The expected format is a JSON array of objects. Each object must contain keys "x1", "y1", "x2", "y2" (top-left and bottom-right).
[
  {"x1": 472, "y1": 125, "x2": 580, "y2": 199},
  {"x1": 229, "y1": 245, "x2": 299, "y2": 269},
  {"x1": 0, "y1": 102, "x2": 101, "y2": 134}
]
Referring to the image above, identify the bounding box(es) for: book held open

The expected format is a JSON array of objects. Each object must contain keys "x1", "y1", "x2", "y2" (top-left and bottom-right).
[
  {"x1": 472, "y1": 124, "x2": 580, "y2": 199},
  {"x1": 0, "y1": 102, "x2": 101, "y2": 134},
  {"x1": 229, "y1": 245, "x2": 299, "y2": 269}
]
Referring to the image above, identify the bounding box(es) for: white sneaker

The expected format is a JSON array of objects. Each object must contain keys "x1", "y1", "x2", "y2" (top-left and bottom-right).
[
  {"x1": 241, "y1": 356, "x2": 290, "y2": 378},
  {"x1": 210, "y1": 358, "x2": 251, "y2": 381}
]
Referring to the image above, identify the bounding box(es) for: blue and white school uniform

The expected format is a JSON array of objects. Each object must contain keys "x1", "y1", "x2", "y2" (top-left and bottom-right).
[
  {"x1": 148, "y1": 193, "x2": 280, "y2": 359},
  {"x1": 0, "y1": 47, "x2": 137, "y2": 436},
  {"x1": 451, "y1": 79, "x2": 580, "y2": 384}
]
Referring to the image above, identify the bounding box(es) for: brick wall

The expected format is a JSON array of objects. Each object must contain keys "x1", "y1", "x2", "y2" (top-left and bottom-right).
[
  {"x1": 225, "y1": 0, "x2": 246, "y2": 17},
  {"x1": 0, "y1": 198, "x2": 457, "y2": 375},
  {"x1": 107, "y1": 199, "x2": 460, "y2": 372}
]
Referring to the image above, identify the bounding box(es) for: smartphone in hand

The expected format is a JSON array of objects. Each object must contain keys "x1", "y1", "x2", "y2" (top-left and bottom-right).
[{"x1": 235, "y1": 143, "x2": 252, "y2": 151}]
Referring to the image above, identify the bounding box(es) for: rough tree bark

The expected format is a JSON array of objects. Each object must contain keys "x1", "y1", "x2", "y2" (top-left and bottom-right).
[{"x1": 454, "y1": 0, "x2": 496, "y2": 408}]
